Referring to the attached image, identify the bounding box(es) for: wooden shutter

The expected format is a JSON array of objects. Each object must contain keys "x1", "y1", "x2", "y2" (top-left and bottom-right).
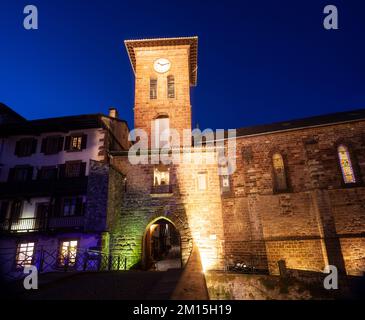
[
  {"x1": 14, "y1": 140, "x2": 21, "y2": 156},
  {"x1": 27, "y1": 167, "x2": 34, "y2": 181},
  {"x1": 11, "y1": 201, "x2": 22, "y2": 223},
  {"x1": 31, "y1": 138, "x2": 37, "y2": 154},
  {"x1": 75, "y1": 197, "x2": 83, "y2": 216},
  {"x1": 81, "y1": 134, "x2": 88, "y2": 150},
  {"x1": 58, "y1": 164, "x2": 66, "y2": 179},
  {"x1": 57, "y1": 137, "x2": 64, "y2": 152},
  {"x1": 53, "y1": 198, "x2": 61, "y2": 217},
  {"x1": 7, "y1": 168, "x2": 15, "y2": 182},
  {"x1": 64, "y1": 136, "x2": 71, "y2": 151},
  {"x1": 41, "y1": 138, "x2": 47, "y2": 153},
  {"x1": 0, "y1": 201, "x2": 9, "y2": 223}
]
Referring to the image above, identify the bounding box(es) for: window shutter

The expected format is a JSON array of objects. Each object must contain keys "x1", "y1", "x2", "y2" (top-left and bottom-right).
[
  {"x1": 41, "y1": 138, "x2": 47, "y2": 153},
  {"x1": 75, "y1": 197, "x2": 83, "y2": 216},
  {"x1": 14, "y1": 141, "x2": 21, "y2": 156},
  {"x1": 0, "y1": 201, "x2": 9, "y2": 223},
  {"x1": 36, "y1": 168, "x2": 42, "y2": 180},
  {"x1": 80, "y1": 162, "x2": 87, "y2": 177},
  {"x1": 64, "y1": 136, "x2": 71, "y2": 151},
  {"x1": 11, "y1": 201, "x2": 22, "y2": 223},
  {"x1": 57, "y1": 137, "x2": 64, "y2": 152},
  {"x1": 81, "y1": 134, "x2": 88, "y2": 150},
  {"x1": 7, "y1": 168, "x2": 15, "y2": 182},
  {"x1": 31, "y1": 139, "x2": 37, "y2": 154},
  {"x1": 27, "y1": 167, "x2": 34, "y2": 181},
  {"x1": 58, "y1": 164, "x2": 66, "y2": 179},
  {"x1": 53, "y1": 198, "x2": 61, "y2": 217}
]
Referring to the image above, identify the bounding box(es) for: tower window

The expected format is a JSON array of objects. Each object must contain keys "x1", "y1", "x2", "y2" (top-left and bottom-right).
[
  {"x1": 167, "y1": 75, "x2": 175, "y2": 98},
  {"x1": 272, "y1": 153, "x2": 288, "y2": 192},
  {"x1": 337, "y1": 145, "x2": 356, "y2": 184},
  {"x1": 150, "y1": 78, "x2": 157, "y2": 99}
]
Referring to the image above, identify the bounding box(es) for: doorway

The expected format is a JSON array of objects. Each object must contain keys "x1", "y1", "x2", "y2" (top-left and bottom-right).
[{"x1": 143, "y1": 218, "x2": 181, "y2": 271}]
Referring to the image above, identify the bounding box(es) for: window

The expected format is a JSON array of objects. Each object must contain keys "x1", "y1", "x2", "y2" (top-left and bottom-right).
[
  {"x1": 37, "y1": 166, "x2": 58, "y2": 180},
  {"x1": 272, "y1": 153, "x2": 288, "y2": 192},
  {"x1": 64, "y1": 134, "x2": 87, "y2": 151},
  {"x1": 58, "y1": 240, "x2": 78, "y2": 267},
  {"x1": 153, "y1": 116, "x2": 170, "y2": 149},
  {"x1": 62, "y1": 197, "x2": 83, "y2": 216},
  {"x1": 10, "y1": 200, "x2": 23, "y2": 223},
  {"x1": 150, "y1": 78, "x2": 157, "y2": 99},
  {"x1": 14, "y1": 138, "x2": 37, "y2": 157},
  {"x1": 41, "y1": 136, "x2": 64, "y2": 155},
  {"x1": 337, "y1": 145, "x2": 356, "y2": 184},
  {"x1": 167, "y1": 75, "x2": 175, "y2": 98},
  {"x1": 154, "y1": 166, "x2": 170, "y2": 186},
  {"x1": 197, "y1": 172, "x2": 207, "y2": 191},
  {"x1": 219, "y1": 165, "x2": 230, "y2": 193},
  {"x1": 60, "y1": 161, "x2": 86, "y2": 178},
  {"x1": 8, "y1": 166, "x2": 33, "y2": 182},
  {"x1": 16, "y1": 242, "x2": 35, "y2": 269}
]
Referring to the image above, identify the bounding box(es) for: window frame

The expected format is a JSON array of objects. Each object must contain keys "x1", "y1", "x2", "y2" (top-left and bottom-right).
[
  {"x1": 271, "y1": 152, "x2": 290, "y2": 194},
  {"x1": 150, "y1": 78, "x2": 157, "y2": 99},
  {"x1": 15, "y1": 242, "x2": 35, "y2": 270},
  {"x1": 57, "y1": 239, "x2": 79, "y2": 268},
  {"x1": 335, "y1": 142, "x2": 362, "y2": 188},
  {"x1": 167, "y1": 75, "x2": 175, "y2": 99}
]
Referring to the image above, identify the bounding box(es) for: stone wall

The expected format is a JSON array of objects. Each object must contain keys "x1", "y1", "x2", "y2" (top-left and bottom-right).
[
  {"x1": 223, "y1": 120, "x2": 365, "y2": 276},
  {"x1": 110, "y1": 149, "x2": 226, "y2": 271}
]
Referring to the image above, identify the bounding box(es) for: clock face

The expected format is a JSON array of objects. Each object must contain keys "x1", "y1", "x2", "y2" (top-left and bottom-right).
[{"x1": 153, "y1": 58, "x2": 171, "y2": 73}]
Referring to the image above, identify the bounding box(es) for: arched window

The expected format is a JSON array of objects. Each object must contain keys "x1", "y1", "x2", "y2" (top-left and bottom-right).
[
  {"x1": 272, "y1": 153, "x2": 288, "y2": 192},
  {"x1": 150, "y1": 78, "x2": 157, "y2": 99},
  {"x1": 153, "y1": 115, "x2": 170, "y2": 149},
  {"x1": 337, "y1": 145, "x2": 356, "y2": 184},
  {"x1": 167, "y1": 75, "x2": 175, "y2": 98}
]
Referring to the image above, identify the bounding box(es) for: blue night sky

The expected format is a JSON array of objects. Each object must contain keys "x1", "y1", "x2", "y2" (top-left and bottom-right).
[{"x1": 1, "y1": 0, "x2": 365, "y2": 130}]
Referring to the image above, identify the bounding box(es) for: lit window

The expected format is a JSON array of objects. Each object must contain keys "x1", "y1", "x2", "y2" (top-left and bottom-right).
[
  {"x1": 16, "y1": 242, "x2": 35, "y2": 268},
  {"x1": 338, "y1": 145, "x2": 356, "y2": 184},
  {"x1": 59, "y1": 240, "x2": 78, "y2": 267},
  {"x1": 273, "y1": 153, "x2": 288, "y2": 192},
  {"x1": 167, "y1": 75, "x2": 175, "y2": 98},
  {"x1": 150, "y1": 78, "x2": 157, "y2": 99},
  {"x1": 154, "y1": 166, "x2": 170, "y2": 186},
  {"x1": 197, "y1": 172, "x2": 207, "y2": 191},
  {"x1": 71, "y1": 136, "x2": 82, "y2": 150}
]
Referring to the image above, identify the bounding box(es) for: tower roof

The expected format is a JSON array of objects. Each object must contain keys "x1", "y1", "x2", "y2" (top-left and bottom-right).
[{"x1": 124, "y1": 36, "x2": 198, "y2": 86}]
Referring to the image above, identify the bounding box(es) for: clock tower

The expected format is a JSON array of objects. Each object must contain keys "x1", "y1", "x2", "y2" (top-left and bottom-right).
[{"x1": 125, "y1": 37, "x2": 198, "y2": 148}]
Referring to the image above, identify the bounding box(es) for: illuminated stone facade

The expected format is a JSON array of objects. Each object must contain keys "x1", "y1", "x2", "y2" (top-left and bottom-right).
[{"x1": 108, "y1": 37, "x2": 365, "y2": 276}]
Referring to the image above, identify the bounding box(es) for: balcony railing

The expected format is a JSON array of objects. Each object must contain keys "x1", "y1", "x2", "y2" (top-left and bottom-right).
[
  {"x1": 0, "y1": 216, "x2": 85, "y2": 233},
  {"x1": 0, "y1": 177, "x2": 88, "y2": 198}
]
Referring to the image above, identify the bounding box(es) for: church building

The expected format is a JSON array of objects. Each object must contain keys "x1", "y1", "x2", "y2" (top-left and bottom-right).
[{"x1": 1, "y1": 36, "x2": 365, "y2": 279}]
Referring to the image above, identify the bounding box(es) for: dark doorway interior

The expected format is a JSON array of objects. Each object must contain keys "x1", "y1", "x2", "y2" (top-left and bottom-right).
[{"x1": 144, "y1": 219, "x2": 181, "y2": 271}]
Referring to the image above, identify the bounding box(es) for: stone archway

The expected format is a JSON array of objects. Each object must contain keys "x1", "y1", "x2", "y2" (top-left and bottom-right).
[{"x1": 142, "y1": 216, "x2": 192, "y2": 270}]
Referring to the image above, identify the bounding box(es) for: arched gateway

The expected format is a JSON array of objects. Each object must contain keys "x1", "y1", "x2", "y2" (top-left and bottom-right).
[{"x1": 142, "y1": 217, "x2": 181, "y2": 270}]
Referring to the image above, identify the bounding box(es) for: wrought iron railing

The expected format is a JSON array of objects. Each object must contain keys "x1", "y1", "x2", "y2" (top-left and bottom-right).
[
  {"x1": 0, "y1": 246, "x2": 127, "y2": 281},
  {"x1": 0, "y1": 216, "x2": 84, "y2": 233}
]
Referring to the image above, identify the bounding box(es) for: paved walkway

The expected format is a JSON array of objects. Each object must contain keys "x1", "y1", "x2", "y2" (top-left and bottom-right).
[
  {"x1": 171, "y1": 245, "x2": 209, "y2": 300},
  {"x1": 15, "y1": 270, "x2": 183, "y2": 300}
]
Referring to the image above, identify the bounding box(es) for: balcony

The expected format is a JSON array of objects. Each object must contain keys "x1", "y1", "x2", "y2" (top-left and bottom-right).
[
  {"x1": 0, "y1": 216, "x2": 85, "y2": 233},
  {"x1": 0, "y1": 177, "x2": 88, "y2": 198}
]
